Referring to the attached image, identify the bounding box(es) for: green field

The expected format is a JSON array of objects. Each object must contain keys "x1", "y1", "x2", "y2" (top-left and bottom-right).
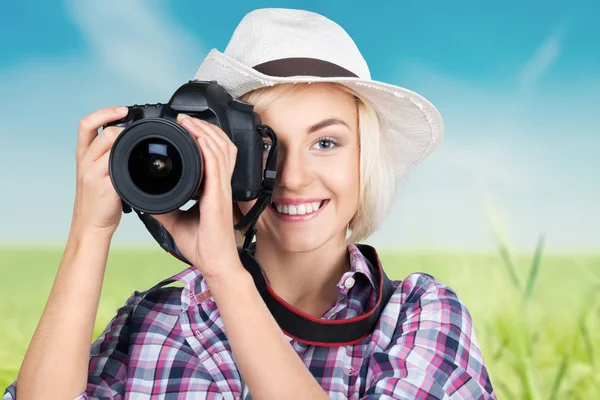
[{"x1": 1, "y1": 242, "x2": 599, "y2": 399}]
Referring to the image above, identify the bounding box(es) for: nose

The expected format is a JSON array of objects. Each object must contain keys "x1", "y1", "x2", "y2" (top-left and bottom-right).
[{"x1": 275, "y1": 146, "x2": 313, "y2": 190}]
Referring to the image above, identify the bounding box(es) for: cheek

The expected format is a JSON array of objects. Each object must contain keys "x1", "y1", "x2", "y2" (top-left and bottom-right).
[{"x1": 328, "y1": 155, "x2": 360, "y2": 203}]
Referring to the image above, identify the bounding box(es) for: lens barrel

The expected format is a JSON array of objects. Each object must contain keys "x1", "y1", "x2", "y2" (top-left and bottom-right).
[{"x1": 109, "y1": 118, "x2": 203, "y2": 214}]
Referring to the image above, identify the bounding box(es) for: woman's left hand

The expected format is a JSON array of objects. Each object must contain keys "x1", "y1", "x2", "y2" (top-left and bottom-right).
[{"x1": 151, "y1": 114, "x2": 243, "y2": 279}]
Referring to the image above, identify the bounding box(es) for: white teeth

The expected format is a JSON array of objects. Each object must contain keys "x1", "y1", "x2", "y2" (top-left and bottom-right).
[{"x1": 274, "y1": 201, "x2": 324, "y2": 215}]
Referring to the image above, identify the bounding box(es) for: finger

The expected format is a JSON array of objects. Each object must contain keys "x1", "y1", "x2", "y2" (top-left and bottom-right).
[
  {"x1": 197, "y1": 134, "x2": 225, "y2": 199},
  {"x1": 176, "y1": 115, "x2": 208, "y2": 144},
  {"x1": 197, "y1": 122, "x2": 228, "y2": 161},
  {"x1": 84, "y1": 157, "x2": 120, "y2": 199},
  {"x1": 150, "y1": 209, "x2": 183, "y2": 236},
  {"x1": 191, "y1": 118, "x2": 230, "y2": 147},
  {"x1": 82, "y1": 126, "x2": 124, "y2": 166},
  {"x1": 86, "y1": 149, "x2": 111, "y2": 178},
  {"x1": 200, "y1": 132, "x2": 233, "y2": 188},
  {"x1": 77, "y1": 106, "x2": 128, "y2": 160},
  {"x1": 189, "y1": 118, "x2": 237, "y2": 172},
  {"x1": 177, "y1": 116, "x2": 231, "y2": 172},
  {"x1": 176, "y1": 116, "x2": 234, "y2": 200},
  {"x1": 177, "y1": 114, "x2": 230, "y2": 152}
]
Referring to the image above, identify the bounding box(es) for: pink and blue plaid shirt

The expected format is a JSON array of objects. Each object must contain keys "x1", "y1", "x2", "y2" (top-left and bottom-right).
[{"x1": 4, "y1": 243, "x2": 496, "y2": 399}]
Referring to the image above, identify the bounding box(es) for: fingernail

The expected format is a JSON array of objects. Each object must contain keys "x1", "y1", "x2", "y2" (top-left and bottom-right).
[
  {"x1": 177, "y1": 113, "x2": 189, "y2": 121},
  {"x1": 115, "y1": 106, "x2": 128, "y2": 114}
]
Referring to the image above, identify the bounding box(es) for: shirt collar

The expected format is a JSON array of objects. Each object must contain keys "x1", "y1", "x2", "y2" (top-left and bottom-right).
[{"x1": 335, "y1": 243, "x2": 377, "y2": 295}]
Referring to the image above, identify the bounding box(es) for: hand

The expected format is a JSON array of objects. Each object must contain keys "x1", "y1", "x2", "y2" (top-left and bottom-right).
[
  {"x1": 150, "y1": 114, "x2": 243, "y2": 278},
  {"x1": 70, "y1": 106, "x2": 129, "y2": 236}
]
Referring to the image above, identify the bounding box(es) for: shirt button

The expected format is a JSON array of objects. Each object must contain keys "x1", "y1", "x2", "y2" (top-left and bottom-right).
[
  {"x1": 195, "y1": 330, "x2": 203, "y2": 339},
  {"x1": 344, "y1": 277, "x2": 355, "y2": 289}
]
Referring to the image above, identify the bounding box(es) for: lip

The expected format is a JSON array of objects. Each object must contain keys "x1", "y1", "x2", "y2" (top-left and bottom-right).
[{"x1": 268, "y1": 199, "x2": 329, "y2": 222}]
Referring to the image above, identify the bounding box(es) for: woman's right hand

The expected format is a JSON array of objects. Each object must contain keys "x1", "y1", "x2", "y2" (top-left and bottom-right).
[{"x1": 70, "y1": 106, "x2": 130, "y2": 236}]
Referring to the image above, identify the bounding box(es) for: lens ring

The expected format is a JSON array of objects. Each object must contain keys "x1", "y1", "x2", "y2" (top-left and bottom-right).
[{"x1": 109, "y1": 118, "x2": 203, "y2": 214}]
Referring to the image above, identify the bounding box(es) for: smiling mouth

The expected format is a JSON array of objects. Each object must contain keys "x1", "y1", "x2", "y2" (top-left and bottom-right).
[{"x1": 270, "y1": 200, "x2": 328, "y2": 216}]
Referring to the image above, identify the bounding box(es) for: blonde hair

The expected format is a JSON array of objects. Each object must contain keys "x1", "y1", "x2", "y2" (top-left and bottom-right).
[{"x1": 233, "y1": 82, "x2": 396, "y2": 245}]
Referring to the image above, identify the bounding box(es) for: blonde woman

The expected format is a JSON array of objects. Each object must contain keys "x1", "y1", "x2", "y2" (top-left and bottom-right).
[{"x1": 6, "y1": 8, "x2": 496, "y2": 400}]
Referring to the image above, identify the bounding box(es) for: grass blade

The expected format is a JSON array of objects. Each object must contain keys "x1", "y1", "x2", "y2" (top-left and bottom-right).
[
  {"x1": 494, "y1": 378, "x2": 516, "y2": 400},
  {"x1": 523, "y1": 233, "x2": 545, "y2": 305},
  {"x1": 494, "y1": 232, "x2": 522, "y2": 291},
  {"x1": 579, "y1": 288, "x2": 599, "y2": 368},
  {"x1": 549, "y1": 350, "x2": 571, "y2": 400},
  {"x1": 580, "y1": 319, "x2": 595, "y2": 368}
]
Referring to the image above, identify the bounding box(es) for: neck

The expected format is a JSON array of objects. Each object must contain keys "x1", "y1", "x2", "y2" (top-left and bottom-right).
[{"x1": 253, "y1": 233, "x2": 351, "y2": 317}]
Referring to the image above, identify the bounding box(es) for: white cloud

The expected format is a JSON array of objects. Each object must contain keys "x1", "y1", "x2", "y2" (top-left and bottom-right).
[
  {"x1": 0, "y1": 1, "x2": 206, "y2": 248},
  {"x1": 518, "y1": 27, "x2": 565, "y2": 91},
  {"x1": 65, "y1": 0, "x2": 205, "y2": 94},
  {"x1": 371, "y1": 47, "x2": 599, "y2": 252}
]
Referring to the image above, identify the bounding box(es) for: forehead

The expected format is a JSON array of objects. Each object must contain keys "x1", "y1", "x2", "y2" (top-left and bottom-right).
[{"x1": 259, "y1": 83, "x2": 358, "y2": 130}]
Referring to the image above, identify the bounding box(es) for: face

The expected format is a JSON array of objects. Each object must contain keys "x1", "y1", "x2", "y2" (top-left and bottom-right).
[{"x1": 237, "y1": 83, "x2": 360, "y2": 252}]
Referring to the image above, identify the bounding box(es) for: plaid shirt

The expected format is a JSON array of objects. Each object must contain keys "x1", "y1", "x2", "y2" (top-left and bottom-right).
[{"x1": 4, "y1": 243, "x2": 496, "y2": 399}]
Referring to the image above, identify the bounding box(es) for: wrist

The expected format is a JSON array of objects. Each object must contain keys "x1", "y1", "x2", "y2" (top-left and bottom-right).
[
  {"x1": 64, "y1": 225, "x2": 114, "y2": 262},
  {"x1": 69, "y1": 223, "x2": 116, "y2": 242},
  {"x1": 204, "y1": 260, "x2": 252, "y2": 292}
]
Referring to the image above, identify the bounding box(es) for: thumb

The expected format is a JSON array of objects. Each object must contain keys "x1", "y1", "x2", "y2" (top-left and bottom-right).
[
  {"x1": 150, "y1": 202, "x2": 200, "y2": 235},
  {"x1": 150, "y1": 210, "x2": 181, "y2": 236}
]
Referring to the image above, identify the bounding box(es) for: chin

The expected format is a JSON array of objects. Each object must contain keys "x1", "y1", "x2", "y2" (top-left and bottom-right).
[{"x1": 273, "y1": 233, "x2": 327, "y2": 253}]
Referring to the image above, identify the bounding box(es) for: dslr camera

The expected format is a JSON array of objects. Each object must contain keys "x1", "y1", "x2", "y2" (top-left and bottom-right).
[{"x1": 105, "y1": 80, "x2": 266, "y2": 215}]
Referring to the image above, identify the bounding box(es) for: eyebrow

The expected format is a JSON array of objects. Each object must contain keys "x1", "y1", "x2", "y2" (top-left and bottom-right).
[{"x1": 307, "y1": 118, "x2": 351, "y2": 134}]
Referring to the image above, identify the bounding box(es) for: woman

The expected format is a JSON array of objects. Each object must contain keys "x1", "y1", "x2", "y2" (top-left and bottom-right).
[{"x1": 5, "y1": 8, "x2": 496, "y2": 400}]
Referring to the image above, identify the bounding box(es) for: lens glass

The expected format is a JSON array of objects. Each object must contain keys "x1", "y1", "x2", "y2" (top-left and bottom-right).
[{"x1": 129, "y1": 137, "x2": 182, "y2": 195}]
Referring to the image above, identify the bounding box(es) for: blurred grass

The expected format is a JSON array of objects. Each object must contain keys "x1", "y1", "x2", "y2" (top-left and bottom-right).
[{"x1": 1, "y1": 244, "x2": 599, "y2": 398}]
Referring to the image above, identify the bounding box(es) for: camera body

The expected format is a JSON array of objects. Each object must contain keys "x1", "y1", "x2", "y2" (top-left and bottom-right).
[{"x1": 106, "y1": 80, "x2": 265, "y2": 214}]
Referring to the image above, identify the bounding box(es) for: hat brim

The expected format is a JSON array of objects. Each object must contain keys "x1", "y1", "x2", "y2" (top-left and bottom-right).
[{"x1": 194, "y1": 49, "x2": 444, "y2": 178}]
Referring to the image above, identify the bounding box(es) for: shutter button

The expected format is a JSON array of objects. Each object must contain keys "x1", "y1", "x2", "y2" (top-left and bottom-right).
[{"x1": 344, "y1": 277, "x2": 356, "y2": 289}]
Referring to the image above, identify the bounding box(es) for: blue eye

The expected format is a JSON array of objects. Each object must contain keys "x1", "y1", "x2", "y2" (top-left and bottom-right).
[{"x1": 313, "y1": 137, "x2": 339, "y2": 150}]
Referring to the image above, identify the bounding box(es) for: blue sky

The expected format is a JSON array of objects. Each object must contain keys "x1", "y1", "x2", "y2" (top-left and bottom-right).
[{"x1": 1, "y1": 0, "x2": 598, "y2": 251}]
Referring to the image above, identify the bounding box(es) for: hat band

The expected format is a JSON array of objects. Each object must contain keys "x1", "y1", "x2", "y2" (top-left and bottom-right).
[{"x1": 253, "y1": 57, "x2": 358, "y2": 78}]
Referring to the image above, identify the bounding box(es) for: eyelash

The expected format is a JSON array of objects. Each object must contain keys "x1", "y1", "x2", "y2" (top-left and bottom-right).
[
  {"x1": 312, "y1": 136, "x2": 340, "y2": 151},
  {"x1": 262, "y1": 136, "x2": 341, "y2": 153}
]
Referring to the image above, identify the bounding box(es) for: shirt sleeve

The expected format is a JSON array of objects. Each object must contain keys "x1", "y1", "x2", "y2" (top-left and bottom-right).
[
  {"x1": 362, "y1": 274, "x2": 496, "y2": 400},
  {"x1": 3, "y1": 291, "x2": 143, "y2": 400}
]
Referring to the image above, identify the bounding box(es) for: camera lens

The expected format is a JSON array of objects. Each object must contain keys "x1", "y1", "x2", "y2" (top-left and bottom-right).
[{"x1": 128, "y1": 138, "x2": 183, "y2": 195}]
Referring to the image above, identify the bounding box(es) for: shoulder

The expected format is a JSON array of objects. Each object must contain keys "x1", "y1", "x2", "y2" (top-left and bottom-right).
[
  {"x1": 375, "y1": 271, "x2": 480, "y2": 359},
  {"x1": 89, "y1": 282, "x2": 186, "y2": 357},
  {"x1": 104, "y1": 276, "x2": 189, "y2": 330},
  {"x1": 386, "y1": 272, "x2": 474, "y2": 332},
  {"x1": 371, "y1": 273, "x2": 495, "y2": 398},
  {"x1": 391, "y1": 272, "x2": 463, "y2": 307},
  {"x1": 124, "y1": 265, "x2": 203, "y2": 317}
]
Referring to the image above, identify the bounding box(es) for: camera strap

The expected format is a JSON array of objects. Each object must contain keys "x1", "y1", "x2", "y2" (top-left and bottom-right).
[{"x1": 132, "y1": 124, "x2": 395, "y2": 347}]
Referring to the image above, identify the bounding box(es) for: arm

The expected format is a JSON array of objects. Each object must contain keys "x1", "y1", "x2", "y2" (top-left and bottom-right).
[
  {"x1": 10, "y1": 228, "x2": 114, "y2": 400},
  {"x1": 362, "y1": 274, "x2": 496, "y2": 400},
  {"x1": 4, "y1": 106, "x2": 136, "y2": 399},
  {"x1": 4, "y1": 244, "x2": 140, "y2": 400},
  {"x1": 205, "y1": 258, "x2": 330, "y2": 400}
]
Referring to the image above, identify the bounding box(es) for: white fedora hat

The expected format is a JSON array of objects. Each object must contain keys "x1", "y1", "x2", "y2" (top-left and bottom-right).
[{"x1": 194, "y1": 8, "x2": 444, "y2": 178}]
